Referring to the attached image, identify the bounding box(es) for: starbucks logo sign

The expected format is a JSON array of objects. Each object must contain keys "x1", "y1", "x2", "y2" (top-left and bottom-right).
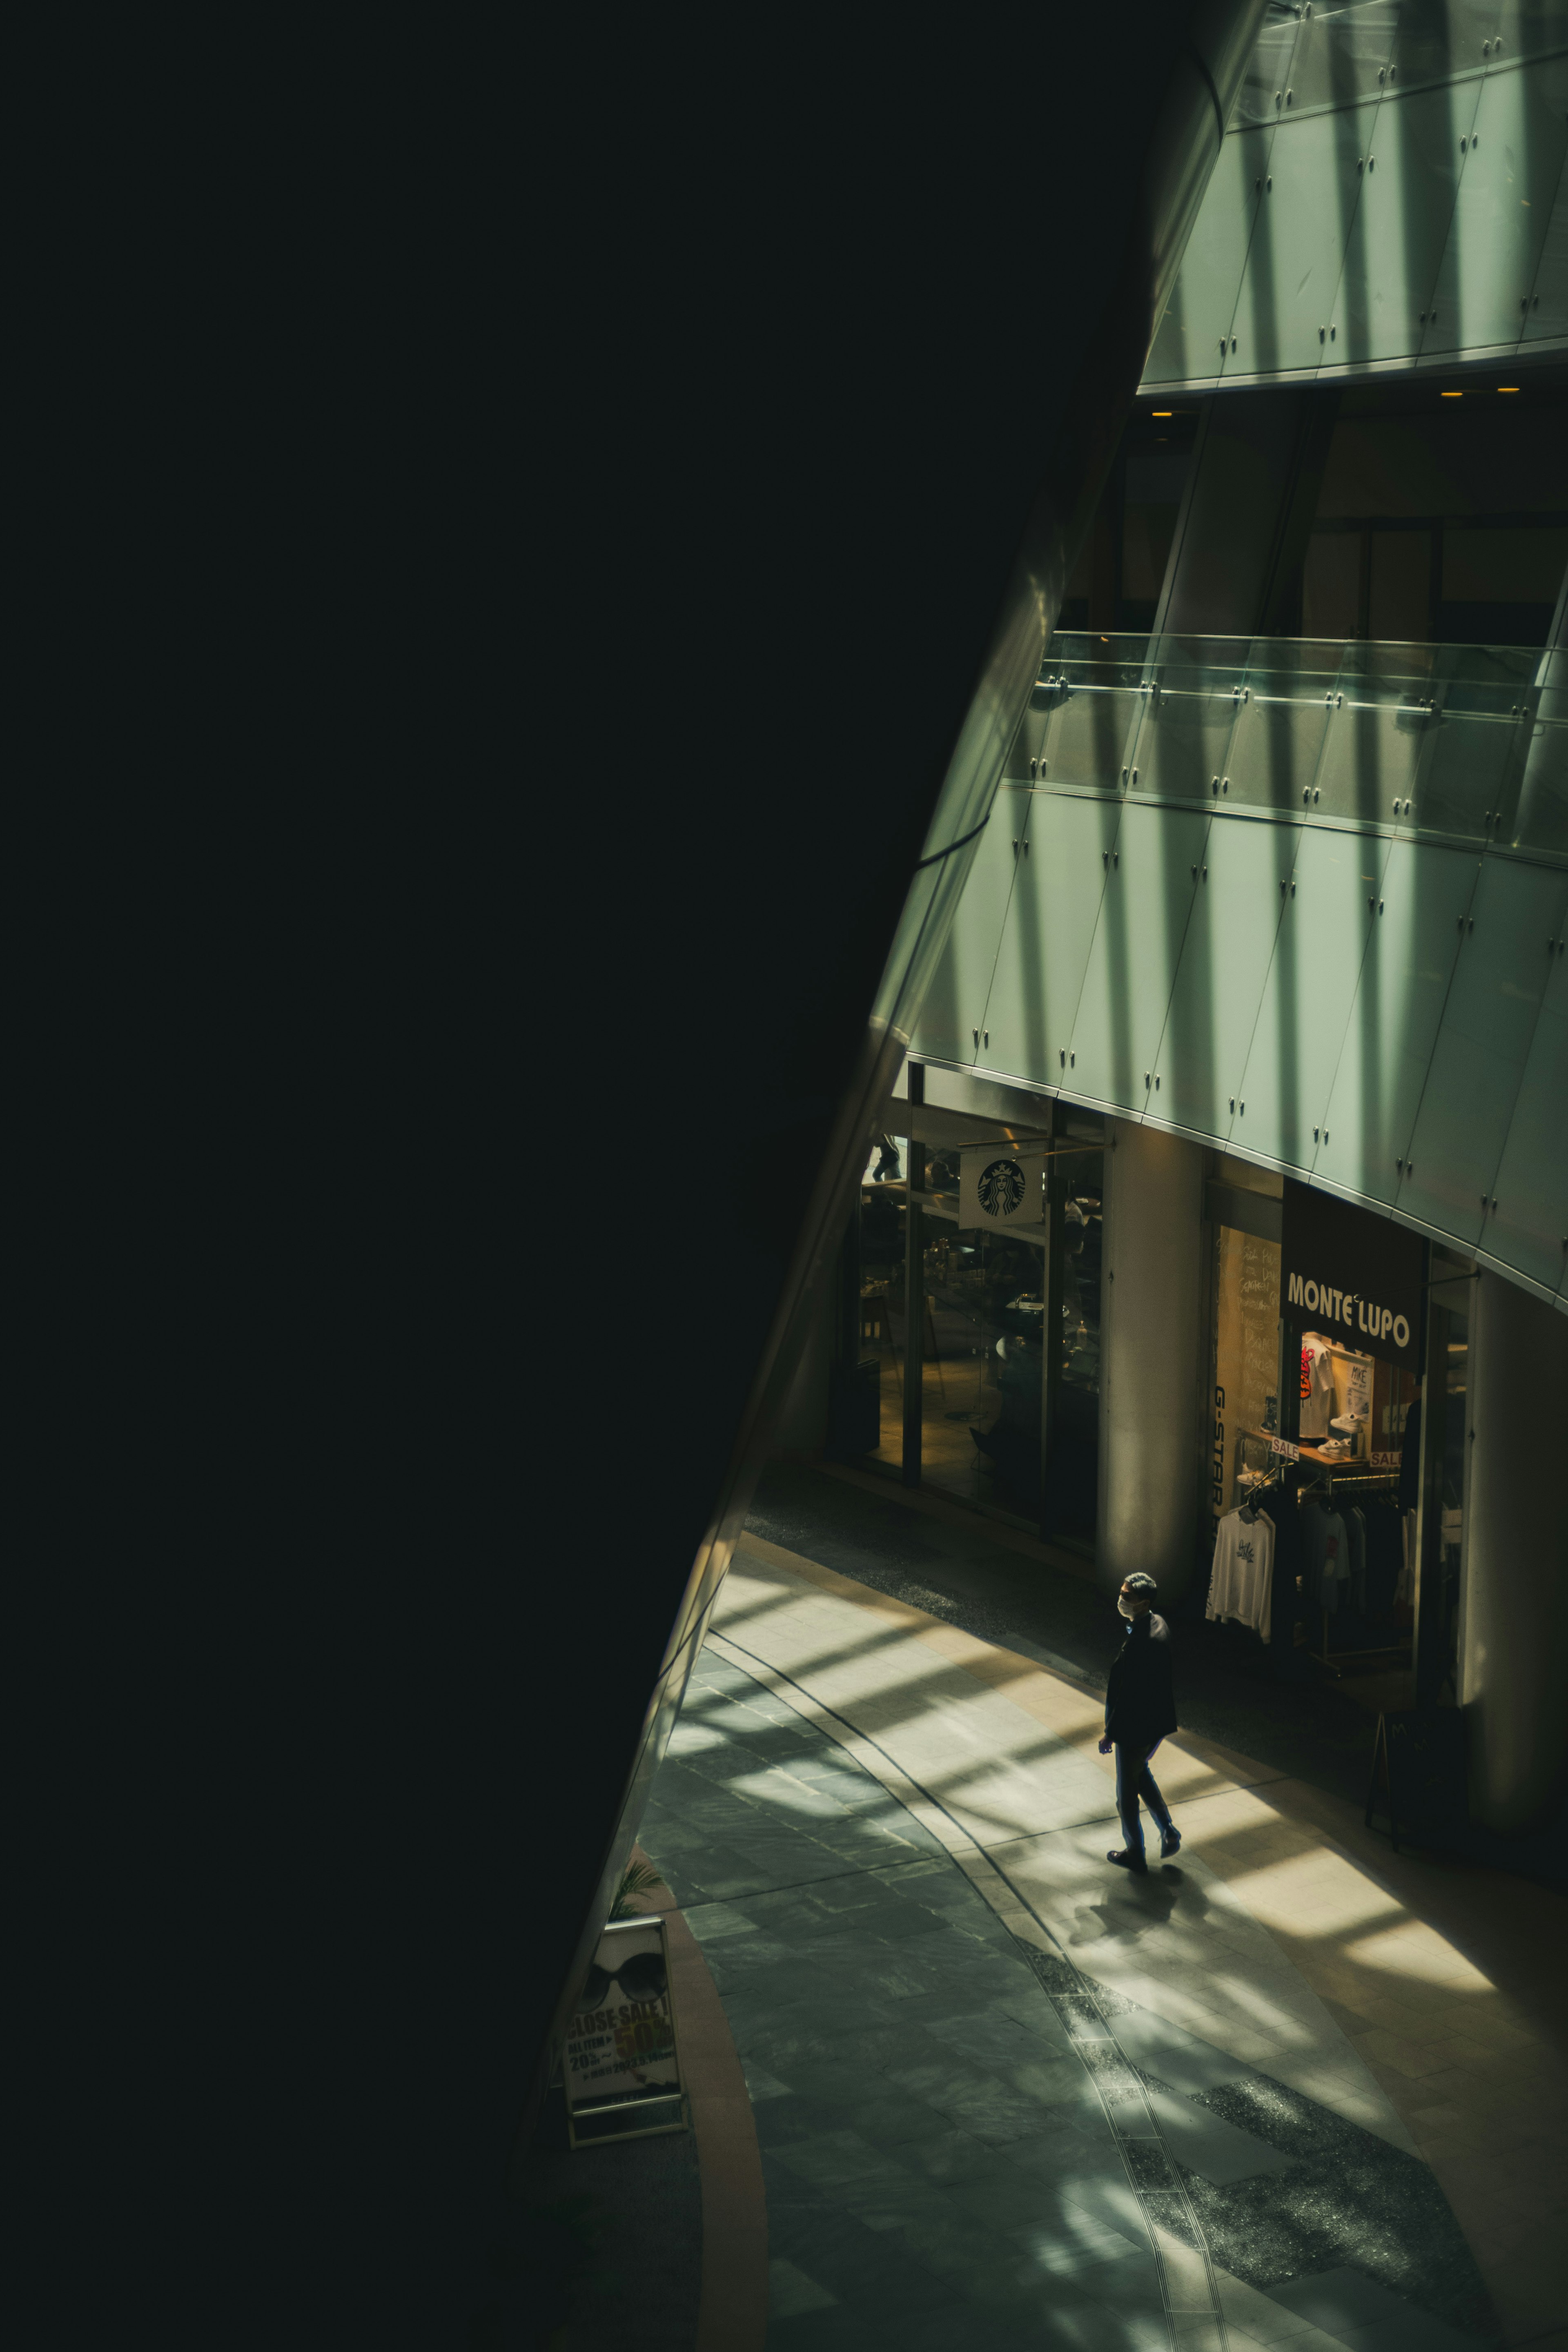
[{"x1": 978, "y1": 1158, "x2": 1027, "y2": 1219}]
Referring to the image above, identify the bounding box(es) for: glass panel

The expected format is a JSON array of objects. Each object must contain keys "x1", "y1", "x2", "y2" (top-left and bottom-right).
[
  {"x1": 1033, "y1": 631, "x2": 1561, "y2": 855},
  {"x1": 1512, "y1": 709, "x2": 1568, "y2": 857},
  {"x1": 1413, "y1": 641, "x2": 1541, "y2": 842},
  {"x1": 1145, "y1": 126, "x2": 1274, "y2": 385},
  {"x1": 1285, "y1": 0, "x2": 1400, "y2": 115},
  {"x1": 922, "y1": 1226, "x2": 1046, "y2": 1523},
  {"x1": 1045, "y1": 1137, "x2": 1103, "y2": 1546},
  {"x1": 1396, "y1": 860, "x2": 1568, "y2": 1249},
  {"x1": 1230, "y1": 8, "x2": 1307, "y2": 129},
  {"x1": 1423, "y1": 58, "x2": 1567, "y2": 355},
  {"x1": 1124, "y1": 635, "x2": 1253, "y2": 804},
  {"x1": 1474, "y1": 939, "x2": 1568, "y2": 1291},
  {"x1": 1221, "y1": 639, "x2": 1342, "y2": 813},
  {"x1": 1311, "y1": 642, "x2": 1438, "y2": 826},
  {"x1": 857, "y1": 1149, "x2": 906, "y2": 1471},
  {"x1": 1391, "y1": 0, "x2": 1502, "y2": 92},
  {"x1": 1230, "y1": 105, "x2": 1368, "y2": 376},
  {"x1": 1521, "y1": 172, "x2": 1567, "y2": 343},
  {"x1": 1211, "y1": 1223, "x2": 1283, "y2": 1532},
  {"x1": 1034, "y1": 635, "x2": 1149, "y2": 791},
  {"x1": 979, "y1": 791, "x2": 1120, "y2": 1090}
]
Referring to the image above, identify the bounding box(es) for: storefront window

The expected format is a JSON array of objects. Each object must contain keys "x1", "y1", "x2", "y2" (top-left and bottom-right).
[
  {"x1": 922, "y1": 1223, "x2": 1046, "y2": 1522},
  {"x1": 857, "y1": 1136, "x2": 905, "y2": 1466},
  {"x1": 1045, "y1": 1125, "x2": 1102, "y2": 1546}
]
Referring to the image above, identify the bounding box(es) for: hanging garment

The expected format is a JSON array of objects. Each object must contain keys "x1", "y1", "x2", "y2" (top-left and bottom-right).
[
  {"x1": 1299, "y1": 1333, "x2": 1337, "y2": 1441},
  {"x1": 1208, "y1": 1508, "x2": 1275, "y2": 1643},
  {"x1": 1303, "y1": 1500, "x2": 1349, "y2": 1612},
  {"x1": 1345, "y1": 1505, "x2": 1368, "y2": 1614},
  {"x1": 1258, "y1": 1491, "x2": 1309, "y2": 1677}
]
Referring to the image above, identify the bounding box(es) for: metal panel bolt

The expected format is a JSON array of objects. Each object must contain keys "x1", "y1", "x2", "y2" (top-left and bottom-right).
[
  {"x1": 1222, "y1": 777, "x2": 1229, "y2": 792},
  {"x1": 1131, "y1": 768, "x2": 1138, "y2": 784},
  {"x1": 1202, "y1": 866, "x2": 1207, "y2": 880}
]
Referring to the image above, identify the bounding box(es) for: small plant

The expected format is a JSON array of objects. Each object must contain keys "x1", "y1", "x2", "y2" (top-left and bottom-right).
[{"x1": 608, "y1": 1859, "x2": 666, "y2": 1920}]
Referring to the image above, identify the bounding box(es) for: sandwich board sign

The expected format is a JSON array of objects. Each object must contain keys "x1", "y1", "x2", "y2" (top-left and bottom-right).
[{"x1": 561, "y1": 1914, "x2": 688, "y2": 2147}]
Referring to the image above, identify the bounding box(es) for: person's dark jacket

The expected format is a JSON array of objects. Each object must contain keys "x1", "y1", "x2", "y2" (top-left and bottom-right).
[{"x1": 1105, "y1": 1611, "x2": 1178, "y2": 1747}]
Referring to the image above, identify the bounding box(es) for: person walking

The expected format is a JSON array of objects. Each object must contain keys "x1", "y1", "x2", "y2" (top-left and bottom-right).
[{"x1": 1097, "y1": 1571, "x2": 1180, "y2": 1874}]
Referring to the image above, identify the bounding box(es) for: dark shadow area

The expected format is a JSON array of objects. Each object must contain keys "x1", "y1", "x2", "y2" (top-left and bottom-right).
[{"x1": 498, "y1": 2085, "x2": 702, "y2": 2352}]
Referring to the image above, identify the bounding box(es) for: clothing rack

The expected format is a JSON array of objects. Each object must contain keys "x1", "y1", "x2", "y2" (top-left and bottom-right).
[{"x1": 1296, "y1": 1462, "x2": 1408, "y2": 1679}]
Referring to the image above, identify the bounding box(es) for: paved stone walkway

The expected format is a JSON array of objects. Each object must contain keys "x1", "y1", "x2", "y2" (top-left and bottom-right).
[{"x1": 639, "y1": 1535, "x2": 1534, "y2": 2351}]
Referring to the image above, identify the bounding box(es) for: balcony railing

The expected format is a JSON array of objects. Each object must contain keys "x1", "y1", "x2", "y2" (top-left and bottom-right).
[{"x1": 1010, "y1": 634, "x2": 1566, "y2": 862}]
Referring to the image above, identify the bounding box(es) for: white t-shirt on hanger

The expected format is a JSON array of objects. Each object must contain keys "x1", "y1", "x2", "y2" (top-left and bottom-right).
[{"x1": 1208, "y1": 1508, "x2": 1275, "y2": 1643}]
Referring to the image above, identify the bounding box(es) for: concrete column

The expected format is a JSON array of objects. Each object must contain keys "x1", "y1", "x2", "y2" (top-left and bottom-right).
[
  {"x1": 1097, "y1": 1121, "x2": 1207, "y2": 1603},
  {"x1": 1461, "y1": 1273, "x2": 1568, "y2": 1835}
]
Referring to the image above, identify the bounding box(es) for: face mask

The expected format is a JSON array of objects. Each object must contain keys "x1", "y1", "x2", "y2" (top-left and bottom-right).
[{"x1": 1117, "y1": 1597, "x2": 1135, "y2": 1619}]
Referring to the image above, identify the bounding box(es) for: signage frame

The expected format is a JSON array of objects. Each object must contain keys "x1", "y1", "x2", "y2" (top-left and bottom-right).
[
  {"x1": 1279, "y1": 1180, "x2": 1425, "y2": 1378},
  {"x1": 561, "y1": 1913, "x2": 689, "y2": 2150}
]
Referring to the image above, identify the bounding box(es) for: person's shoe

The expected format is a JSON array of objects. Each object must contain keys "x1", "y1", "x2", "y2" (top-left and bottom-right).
[
  {"x1": 1160, "y1": 1826, "x2": 1182, "y2": 1860},
  {"x1": 1107, "y1": 1849, "x2": 1148, "y2": 1875}
]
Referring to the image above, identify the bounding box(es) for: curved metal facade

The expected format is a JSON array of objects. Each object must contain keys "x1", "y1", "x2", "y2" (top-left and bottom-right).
[
  {"x1": 1144, "y1": 0, "x2": 1568, "y2": 394},
  {"x1": 912, "y1": 630, "x2": 1568, "y2": 1306}
]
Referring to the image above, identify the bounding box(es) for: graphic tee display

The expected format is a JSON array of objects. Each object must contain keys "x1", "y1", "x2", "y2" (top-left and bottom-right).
[
  {"x1": 1299, "y1": 1331, "x2": 1336, "y2": 1440},
  {"x1": 1207, "y1": 1507, "x2": 1275, "y2": 1642}
]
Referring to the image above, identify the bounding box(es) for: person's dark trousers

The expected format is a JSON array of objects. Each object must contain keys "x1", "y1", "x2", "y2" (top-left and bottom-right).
[{"x1": 1114, "y1": 1740, "x2": 1172, "y2": 1859}]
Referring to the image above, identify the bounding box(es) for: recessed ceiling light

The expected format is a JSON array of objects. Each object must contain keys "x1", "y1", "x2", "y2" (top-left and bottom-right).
[
  {"x1": 1498, "y1": 385, "x2": 1519, "y2": 393},
  {"x1": 1152, "y1": 410, "x2": 1173, "y2": 417},
  {"x1": 1440, "y1": 390, "x2": 1463, "y2": 398}
]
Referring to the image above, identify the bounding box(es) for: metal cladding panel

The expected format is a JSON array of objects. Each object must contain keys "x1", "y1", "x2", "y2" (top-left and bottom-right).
[
  {"x1": 1233, "y1": 822, "x2": 1395, "y2": 1167},
  {"x1": 1523, "y1": 163, "x2": 1568, "y2": 342},
  {"x1": 1145, "y1": 124, "x2": 1273, "y2": 384},
  {"x1": 1064, "y1": 800, "x2": 1210, "y2": 1114},
  {"x1": 1396, "y1": 860, "x2": 1568, "y2": 1249},
  {"x1": 1474, "y1": 928, "x2": 1568, "y2": 1294},
  {"x1": 1315, "y1": 838, "x2": 1482, "y2": 1207},
  {"x1": 1335, "y1": 82, "x2": 1470, "y2": 362},
  {"x1": 1151, "y1": 810, "x2": 1298, "y2": 1141},
  {"x1": 978, "y1": 791, "x2": 1120, "y2": 1088},
  {"x1": 1229, "y1": 103, "x2": 1372, "y2": 377},
  {"x1": 907, "y1": 791, "x2": 1024, "y2": 1067},
  {"x1": 1423, "y1": 58, "x2": 1567, "y2": 356}
]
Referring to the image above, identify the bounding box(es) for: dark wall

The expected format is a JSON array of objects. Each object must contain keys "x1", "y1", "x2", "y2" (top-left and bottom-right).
[{"x1": 47, "y1": 12, "x2": 1262, "y2": 2342}]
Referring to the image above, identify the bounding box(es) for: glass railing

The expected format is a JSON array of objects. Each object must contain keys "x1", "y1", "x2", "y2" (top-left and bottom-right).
[{"x1": 1010, "y1": 634, "x2": 1567, "y2": 861}]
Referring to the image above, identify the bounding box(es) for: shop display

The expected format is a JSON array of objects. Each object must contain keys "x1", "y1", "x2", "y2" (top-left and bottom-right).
[{"x1": 1207, "y1": 1499, "x2": 1275, "y2": 1642}]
